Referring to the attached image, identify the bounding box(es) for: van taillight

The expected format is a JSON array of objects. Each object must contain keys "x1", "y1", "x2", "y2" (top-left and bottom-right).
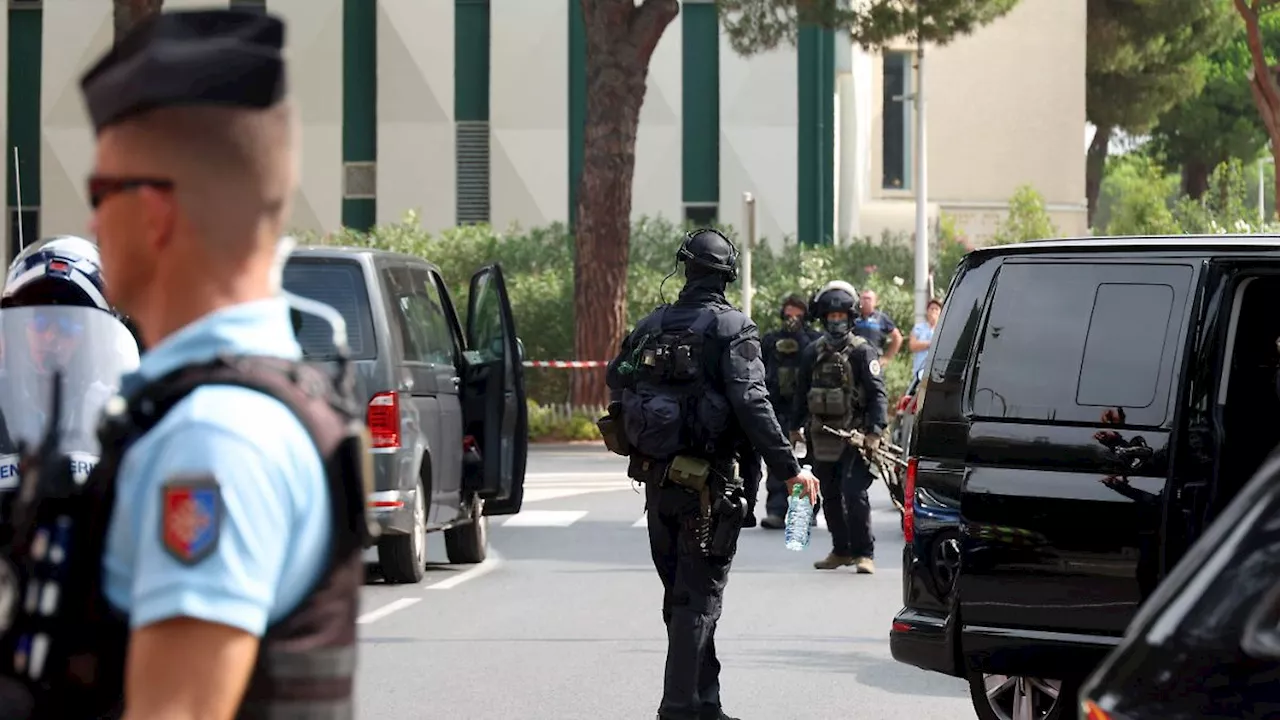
[
  {"x1": 368, "y1": 392, "x2": 400, "y2": 449},
  {"x1": 903, "y1": 457, "x2": 918, "y2": 543},
  {"x1": 896, "y1": 395, "x2": 911, "y2": 413}
]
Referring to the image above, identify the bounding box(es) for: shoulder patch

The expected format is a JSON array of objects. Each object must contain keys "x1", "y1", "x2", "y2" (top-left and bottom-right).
[
  {"x1": 869, "y1": 359, "x2": 882, "y2": 377},
  {"x1": 161, "y1": 475, "x2": 223, "y2": 566},
  {"x1": 735, "y1": 340, "x2": 761, "y2": 361}
]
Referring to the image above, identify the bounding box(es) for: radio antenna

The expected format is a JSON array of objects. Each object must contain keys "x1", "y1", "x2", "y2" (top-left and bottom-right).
[{"x1": 12, "y1": 146, "x2": 24, "y2": 251}]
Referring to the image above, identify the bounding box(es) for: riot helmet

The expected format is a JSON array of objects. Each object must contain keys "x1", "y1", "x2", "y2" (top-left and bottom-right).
[
  {"x1": 779, "y1": 293, "x2": 808, "y2": 332},
  {"x1": 677, "y1": 228, "x2": 739, "y2": 282},
  {"x1": 811, "y1": 283, "x2": 858, "y2": 341},
  {"x1": 3, "y1": 236, "x2": 112, "y2": 313}
]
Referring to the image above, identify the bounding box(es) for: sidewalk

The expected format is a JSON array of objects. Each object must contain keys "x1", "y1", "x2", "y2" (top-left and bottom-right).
[{"x1": 528, "y1": 441, "x2": 605, "y2": 452}]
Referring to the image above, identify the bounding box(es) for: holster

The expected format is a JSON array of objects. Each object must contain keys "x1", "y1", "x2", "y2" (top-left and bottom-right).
[{"x1": 708, "y1": 489, "x2": 746, "y2": 558}]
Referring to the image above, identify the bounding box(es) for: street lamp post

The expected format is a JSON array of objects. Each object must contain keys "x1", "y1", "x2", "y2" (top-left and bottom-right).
[{"x1": 911, "y1": 34, "x2": 928, "y2": 325}]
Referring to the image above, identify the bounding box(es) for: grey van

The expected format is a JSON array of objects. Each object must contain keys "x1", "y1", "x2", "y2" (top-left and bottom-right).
[{"x1": 282, "y1": 246, "x2": 528, "y2": 584}]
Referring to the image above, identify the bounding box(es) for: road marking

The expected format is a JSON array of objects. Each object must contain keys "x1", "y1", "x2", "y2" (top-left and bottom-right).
[
  {"x1": 632, "y1": 516, "x2": 647, "y2": 528},
  {"x1": 426, "y1": 552, "x2": 502, "y2": 590},
  {"x1": 524, "y1": 472, "x2": 626, "y2": 480},
  {"x1": 357, "y1": 597, "x2": 421, "y2": 625},
  {"x1": 523, "y1": 487, "x2": 627, "y2": 503},
  {"x1": 501, "y1": 510, "x2": 588, "y2": 527}
]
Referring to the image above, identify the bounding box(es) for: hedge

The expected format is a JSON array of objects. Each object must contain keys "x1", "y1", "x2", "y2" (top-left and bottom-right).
[{"x1": 290, "y1": 212, "x2": 987, "y2": 442}]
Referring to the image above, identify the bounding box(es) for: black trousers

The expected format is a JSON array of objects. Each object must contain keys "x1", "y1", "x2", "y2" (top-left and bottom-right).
[
  {"x1": 646, "y1": 481, "x2": 742, "y2": 720},
  {"x1": 811, "y1": 447, "x2": 875, "y2": 558}
]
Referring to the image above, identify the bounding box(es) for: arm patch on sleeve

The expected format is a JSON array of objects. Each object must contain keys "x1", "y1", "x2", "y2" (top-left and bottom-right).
[
  {"x1": 869, "y1": 359, "x2": 881, "y2": 377},
  {"x1": 160, "y1": 475, "x2": 223, "y2": 566},
  {"x1": 734, "y1": 340, "x2": 761, "y2": 362}
]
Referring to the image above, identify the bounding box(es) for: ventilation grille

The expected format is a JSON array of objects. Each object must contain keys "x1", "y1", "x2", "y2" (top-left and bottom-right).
[
  {"x1": 456, "y1": 121, "x2": 491, "y2": 225},
  {"x1": 343, "y1": 162, "x2": 377, "y2": 200}
]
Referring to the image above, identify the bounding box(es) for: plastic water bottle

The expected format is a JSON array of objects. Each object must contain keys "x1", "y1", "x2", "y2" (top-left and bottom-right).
[{"x1": 784, "y1": 465, "x2": 815, "y2": 551}]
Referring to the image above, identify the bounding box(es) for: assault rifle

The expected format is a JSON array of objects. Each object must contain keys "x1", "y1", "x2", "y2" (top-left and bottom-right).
[{"x1": 819, "y1": 425, "x2": 908, "y2": 513}]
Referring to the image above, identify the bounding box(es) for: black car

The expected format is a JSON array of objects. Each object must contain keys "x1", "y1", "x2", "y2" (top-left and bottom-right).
[
  {"x1": 1078, "y1": 451, "x2": 1280, "y2": 720},
  {"x1": 889, "y1": 236, "x2": 1280, "y2": 719},
  {"x1": 283, "y1": 246, "x2": 529, "y2": 584}
]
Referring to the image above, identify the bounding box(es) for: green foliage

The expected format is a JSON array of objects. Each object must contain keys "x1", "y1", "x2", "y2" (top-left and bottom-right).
[
  {"x1": 1148, "y1": 13, "x2": 1280, "y2": 184},
  {"x1": 1086, "y1": 0, "x2": 1234, "y2": 134},
  {"x1": 989, "y1": 185, "x2": 1058, "y2": 245},
  {"x1": 526, "y1": 400, "x2": 602, "y2": 443},
  {"x1": 933, "y1": 213, "x2": 972, "y2": 292},
  {"x1": 1097, "y1": 153, "x2": 1280, "y2": 236},
  {"x1": 716, "y1": 0, "x2": 1020, "y2": 56}
]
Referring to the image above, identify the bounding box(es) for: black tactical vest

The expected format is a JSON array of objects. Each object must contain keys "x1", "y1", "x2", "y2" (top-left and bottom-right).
[
  {"x1": 0, "y1": 355, "x2": 372, "y2": 719},
  {"x1": 770, "y1": 331, "x2": 808, "y2": 402},
  {"x1": 620, "y1": 306, "x2": 732, "y2": 462}
]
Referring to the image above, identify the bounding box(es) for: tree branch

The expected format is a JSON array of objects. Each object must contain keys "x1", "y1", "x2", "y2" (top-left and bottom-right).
[
  {"x1": 1236, "y1": 0, "x2": 1280, "y2": 115},
  {"x1": 630, "y1": 0, "x2": 680, "y2": 65}
]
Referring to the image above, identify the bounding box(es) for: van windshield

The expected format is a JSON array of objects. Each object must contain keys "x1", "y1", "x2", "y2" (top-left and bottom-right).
[{"x1": 282, "y1": 258, "x2": 378, "y2": 360}]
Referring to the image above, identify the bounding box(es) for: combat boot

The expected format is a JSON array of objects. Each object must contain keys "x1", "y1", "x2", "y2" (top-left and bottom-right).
[
  {"x1": 813, "y1": 553, "x2": 855, "y2": 570},
  {"x1": 760, "y1": 514, "x2": 784, "y2": 529},
  {"x1": 853, "y1": 556, "x2": 876, "y2": 574}
]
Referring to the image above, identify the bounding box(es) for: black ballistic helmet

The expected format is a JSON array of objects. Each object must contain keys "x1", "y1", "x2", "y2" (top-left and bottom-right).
[
  {"x1": 677, "y1": 228, "x2": 739, "y2": 282},
  {"x1": 810, "y1": 281, "x2": 859, "y2": 319}
]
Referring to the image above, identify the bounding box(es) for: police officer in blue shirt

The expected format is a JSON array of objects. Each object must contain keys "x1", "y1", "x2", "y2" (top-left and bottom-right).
[
  {"x1": 0, "y1": 9, "x2": 371, "y2": 719},
  {"x1": 852, "y1": 288, "x2": 903, "y2": 362}
]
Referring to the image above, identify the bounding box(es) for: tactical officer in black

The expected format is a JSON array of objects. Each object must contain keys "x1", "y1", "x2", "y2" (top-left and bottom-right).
[
  {"x1": 754, "y1": 294, "x2": 822, "y2": 529},
  {"x1": 792, "y1": 284, "x2": 888, "y2": 574},
  {"x1": 603, "y1": 229, "x2": 816, "y2": 720}
]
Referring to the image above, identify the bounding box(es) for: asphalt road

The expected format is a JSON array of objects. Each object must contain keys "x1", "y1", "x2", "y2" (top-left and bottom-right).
[{"x1": 355, "y1": 445, "x2": 974, "y2": 719}]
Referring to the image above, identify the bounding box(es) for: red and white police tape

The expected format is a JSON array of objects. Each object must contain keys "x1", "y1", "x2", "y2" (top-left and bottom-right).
[{"x1": 522, "y1": 360, "x2": 608, "y2": 368}]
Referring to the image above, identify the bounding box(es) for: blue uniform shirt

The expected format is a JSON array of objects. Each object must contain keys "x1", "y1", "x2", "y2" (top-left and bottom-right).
[
  {"x1": 102, "y1": 298, "x2": 331, "y2": 635},
  {"x1": 852, "y1": 309, "x2": 897, "y2": 352}
]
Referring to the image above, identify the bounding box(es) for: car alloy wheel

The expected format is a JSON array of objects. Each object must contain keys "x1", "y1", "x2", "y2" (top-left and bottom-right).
[{"x1": 982, "y1": 674, "x2": 1062, "y2": 720}]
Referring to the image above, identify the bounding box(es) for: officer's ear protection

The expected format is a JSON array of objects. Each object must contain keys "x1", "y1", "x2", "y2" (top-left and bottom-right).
[{"x1": 676, "y1": 228, "x2": 739, "y2": 282}]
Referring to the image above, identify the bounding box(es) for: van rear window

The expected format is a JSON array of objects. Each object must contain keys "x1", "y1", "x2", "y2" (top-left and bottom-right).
[{"x1": 282, "y1": 258, "x2": 377, "y2": 360}]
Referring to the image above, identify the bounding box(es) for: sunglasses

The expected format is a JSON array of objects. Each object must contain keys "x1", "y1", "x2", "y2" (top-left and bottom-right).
[
  {"x1": 87, "y1": 174, "x2": 174, "y2": 209},
  {"x1": 29, "y1": 313, "x2": 84, "y2": 337}
]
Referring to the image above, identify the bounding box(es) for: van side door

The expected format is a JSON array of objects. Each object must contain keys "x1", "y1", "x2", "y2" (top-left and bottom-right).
[{"x1": 957, "y1": 260, "x2": 1198, "y2": 653}]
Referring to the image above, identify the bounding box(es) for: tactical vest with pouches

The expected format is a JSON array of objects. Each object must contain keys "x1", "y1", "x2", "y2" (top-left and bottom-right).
[
  {"x1": 2, "y1": 355, "x2": 374, "y2": 720},
  {"x1": 772, "y1": 332, "x2": 806, "y2": 401},
  {"x1": 806, "y1": 335, "x2": 867, "y2": 462},
  {"x1": 621, "y1": 306, "x2": 732, "y2": 463}
]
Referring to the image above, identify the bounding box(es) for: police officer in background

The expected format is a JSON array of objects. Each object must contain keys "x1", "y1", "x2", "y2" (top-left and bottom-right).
[
  {"x1": 792, "y1": 283, "x2": 888, "y2": 574},
  {"x1": 605, "y1": 229, "x2": 818, "y2": 720},
  {"x1": 755, "y1": 293, "x2": 822, "y2": 529},
  {"x1": 0, "y1": 10, "x2": 370, "y2": 718}
]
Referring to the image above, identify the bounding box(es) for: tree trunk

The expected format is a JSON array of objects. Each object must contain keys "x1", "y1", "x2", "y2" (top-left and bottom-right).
[
  {"x1": 1181, "y1": 160, "x2": 1211, "y2": 200},
  {"x1": 114, "y1": 0, "x2": 163, "y2": 44},
  {"x1": 1236, "y1": 0, "x2": 1280, "y2": 222},
  {"x1": 1085, "y1": 125, "x2": 1112, "y2": 229},
  {"x1": 570, "y1": 0, "x2": 678, "y2": 407}
]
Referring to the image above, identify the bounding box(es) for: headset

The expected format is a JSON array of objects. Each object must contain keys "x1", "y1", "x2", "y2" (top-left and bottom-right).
[{"x1": 676, "y1": 228, "x2": 739, "y2": 282}]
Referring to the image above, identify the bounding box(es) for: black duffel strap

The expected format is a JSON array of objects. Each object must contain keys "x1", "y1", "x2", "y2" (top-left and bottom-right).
[{"x1": 259, "y1": 646, "x2": 357, "y2": 681}]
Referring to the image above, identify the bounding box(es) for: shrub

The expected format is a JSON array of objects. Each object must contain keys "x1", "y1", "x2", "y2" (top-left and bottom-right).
[{"x1": 526, "y1": 400, "x2": 603, "y2": 442}]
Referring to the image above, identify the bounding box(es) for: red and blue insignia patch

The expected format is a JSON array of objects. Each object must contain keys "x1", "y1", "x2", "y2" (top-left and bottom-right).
[{"x1": 161, "y1": 476, "x2": 222, "y2": 565}]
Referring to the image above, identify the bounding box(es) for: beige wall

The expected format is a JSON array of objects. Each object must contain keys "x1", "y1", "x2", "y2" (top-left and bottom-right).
[
  {"x1": 633, "y1": 15, "x2": 682, "y2": 222},
  {"x1": 273, "y1": 0, "x2": 343, "y2": 235},
  {"x1": 376, "y1": 0, "x2": 455, "y2": 232},
  {"x1": 864, "y1": 0, "x2": 1087, "y2": 242}
]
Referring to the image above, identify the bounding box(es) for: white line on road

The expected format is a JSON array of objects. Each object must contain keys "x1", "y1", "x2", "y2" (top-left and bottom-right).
[
  {"x1": 426, "y1": 553, "x2": 502, "y2": 590},
  {"x1": 632, "y1": 516, "x2": 647, "y2": 528},
  {"x1": 357, "y1": 597, "x2": 421, "y2": 625},
  {"x1": 524, "y1": 472, "x2": 625, "y2": 480},
  {"x1": 501, "y1": 510, "x2": 588, "y2": 527}
]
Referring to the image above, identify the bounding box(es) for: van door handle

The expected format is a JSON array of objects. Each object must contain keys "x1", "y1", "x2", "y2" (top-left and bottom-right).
[{"x1": 451, "y1": 376, "x2": 461, "y2": 387}]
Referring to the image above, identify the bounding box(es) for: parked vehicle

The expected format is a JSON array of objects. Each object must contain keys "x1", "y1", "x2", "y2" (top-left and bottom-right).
[
  {"x1": 1079, "y1": 451, "x2": 1280, "y2": 720},
  {"x1": 282, "y1": 247, "x2": 529, "y2": 584},
  {"x1": 890, "y1": 368, "x2": 924, "y2": 460},
  {"x1": 889, "y1": 236, "x2": 1280, "y2": 719}
]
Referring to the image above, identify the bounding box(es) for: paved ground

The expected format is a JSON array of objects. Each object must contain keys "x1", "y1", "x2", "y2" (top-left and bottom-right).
[{"x1": 355, "y1": 444, "x2": 974, "y2": 719}]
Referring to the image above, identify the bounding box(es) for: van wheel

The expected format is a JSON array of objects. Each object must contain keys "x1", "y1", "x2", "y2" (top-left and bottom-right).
[
  {"x1": 444, "y1": 495, "x2": 488, "y2": 564},
  {"x1": 967, "y1": 671, "x2": 1075, "y2": 720},
  {"x1": 378, "y1": 481, "x2": 428, "y2": 584}
]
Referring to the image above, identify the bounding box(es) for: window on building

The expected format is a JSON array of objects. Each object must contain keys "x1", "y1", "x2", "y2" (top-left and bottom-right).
[
  {"x1": 684, "y1": 204, "x2": 718, "y2": 227},
  {"x1": 882, "y1": 51, "x2": 912, "y2": 191},
  {"x1": 968, "y1": 262, "x2": 1192, "y2": 427}
]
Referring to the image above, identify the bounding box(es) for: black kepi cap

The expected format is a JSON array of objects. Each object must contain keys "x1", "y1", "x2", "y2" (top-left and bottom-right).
[{"x1": 79, "y1": 9, "x2": 287, "y2": 133}]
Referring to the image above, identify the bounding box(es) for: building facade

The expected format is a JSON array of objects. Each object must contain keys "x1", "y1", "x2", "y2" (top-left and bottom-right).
[{"x1": 3, "y1": 0, "x2": 1084, "y2": 265}]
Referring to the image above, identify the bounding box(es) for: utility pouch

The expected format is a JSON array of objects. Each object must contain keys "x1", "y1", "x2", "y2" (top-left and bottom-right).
[
  {"x1": 597, "y1": 403, "x2": 631, "y2": 457},
  {"x1": 709, "y1": 494, "x2": 746, "y2": 558},
  {"x1": 666, "y1": 455, "x2": 711, "y2": 492}
]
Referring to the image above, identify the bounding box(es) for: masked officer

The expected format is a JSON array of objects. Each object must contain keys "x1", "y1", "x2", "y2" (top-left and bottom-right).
[
  {"x1": 792, "y1": 282, "x2": 888, "y2": 574},
  {"x1": 604, "y1": 228, "x2": 818, "y2": 720},
  {"x1": 0, "y1": 10, "x2": 371, "y2": 719},
  {"x1": 754, "y1": 294, "x2": 822, "y2": 529}
]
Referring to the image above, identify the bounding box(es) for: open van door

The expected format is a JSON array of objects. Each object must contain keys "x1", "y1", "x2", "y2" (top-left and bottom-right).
[{"x1": 462, "y1": 264, "x2": 528, "y2": 516}]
